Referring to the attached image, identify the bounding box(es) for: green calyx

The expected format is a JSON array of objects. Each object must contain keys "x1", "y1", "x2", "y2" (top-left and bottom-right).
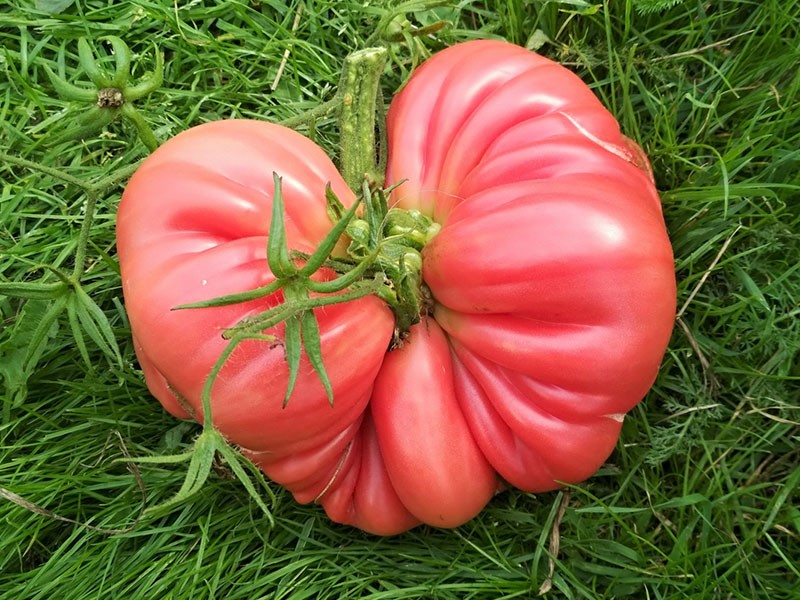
[
  {"x1": 337, "y1": 185, "x2": 441, "y2": 340},
  {"x1": 178, "y1": 175, "x2": 438, "y2": 412},
  {"x1": 177, "y1": 42, "x2": 443, "y2": 411},
  {"x1": 45, "y1": 36, "x2": 163, "y2": 151}
]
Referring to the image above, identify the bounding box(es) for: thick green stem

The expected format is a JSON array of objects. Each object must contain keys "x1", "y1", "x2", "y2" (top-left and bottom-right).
[
  {"x1": 71, "y1": 191, "x2": 99, "y2": 280},
  {"x1": 0, "y1": 148, "x2": 140, "y2": 195},
  {"x1": 337, "y1": 47, "x2": 388, "y2": 192},
  {"x1": 0, "y1": 152, "x2": 92, "y2": 191},
  {"x1": 278, "y1": 98, "x2": 342, "y2": 129},
  {"x1": 91, "y1": 161, "x2": 143, "y2": 194}
]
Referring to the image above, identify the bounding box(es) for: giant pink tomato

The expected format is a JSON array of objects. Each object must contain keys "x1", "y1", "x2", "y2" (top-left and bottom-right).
[{"x1": 117, "y1": 40, "x2": 676, "y2": 535}]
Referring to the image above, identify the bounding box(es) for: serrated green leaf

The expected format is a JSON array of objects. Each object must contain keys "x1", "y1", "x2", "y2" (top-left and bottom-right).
[
  {"x1": 555, "y1": 0, "x2": 600, "y2": 12},
  {"x1": 0, "y1": 297, "x2": 66, "y2": 413},
  {"x1": 634, "y1": 0, "x2": 686, "y2": 14},
  {"x1": 161, "y1": 421, "x2": 197, "y2": 451},
  {"x1": 733, "y1": 264, "x2": 769, "y2": 309},
  {"x1": 526, "y1": 29, "x2": 551, "y2": 52},
  {"x1": 364, "y1": 181, "x2": 384, "y2": 249},
  {"x1": 0, "y1": 352, "x2": 27, "y2": 416}
]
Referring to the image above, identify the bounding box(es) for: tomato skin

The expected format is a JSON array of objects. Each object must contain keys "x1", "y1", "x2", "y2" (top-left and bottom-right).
[
  {"x1": 119, "y1": 41, "x2": 676, "y2": 535},
  {"x1": 322, "y1": 412, "x2": 421, "y2": 536},
  {"x1": 385, "y1": 40, "x2": 676, "y2": 497},
  {"x1": 117, "y1": 119, "x2": 396, "y2": 476},
  {"x1": 371, "y1": 320, "x2": 497, "y2": 527},
  {"x1": 450, "y1": 341, "x2": 623, "y2": 491}
]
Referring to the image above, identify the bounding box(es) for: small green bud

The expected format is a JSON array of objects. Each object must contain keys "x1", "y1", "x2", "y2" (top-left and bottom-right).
[{"x1": 401, "y1": 250, "x2": 423, "y2": 273}]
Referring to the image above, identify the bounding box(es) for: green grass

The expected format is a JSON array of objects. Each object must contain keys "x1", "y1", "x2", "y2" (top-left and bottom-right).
[{"x1": 1, "y1": 0, "x2": 799, "y2": 598}]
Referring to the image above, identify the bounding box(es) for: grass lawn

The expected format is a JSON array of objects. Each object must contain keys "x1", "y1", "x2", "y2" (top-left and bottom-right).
[{"x1": 1, "y1": 0, "x2": 798, "y2": 598}]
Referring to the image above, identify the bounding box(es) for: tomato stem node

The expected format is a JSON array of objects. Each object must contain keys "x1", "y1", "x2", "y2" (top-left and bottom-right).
[{"x1": 45, "y1": 36, "x2": 163, "y2": 151}]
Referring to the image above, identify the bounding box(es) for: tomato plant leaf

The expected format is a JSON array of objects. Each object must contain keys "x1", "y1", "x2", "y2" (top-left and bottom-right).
[
  {"x1": 364, "y1": 181, "x2": 387, "y2": 249},
  {"x1": 555, "y1": 0, "x2": 601, "y2": 15},
  {"x1": 635, "y1": 0, "x2": 687, "y2": 13},
  {"x1": 160, "y1": 421, "x2": 197, "y2": 451}
]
